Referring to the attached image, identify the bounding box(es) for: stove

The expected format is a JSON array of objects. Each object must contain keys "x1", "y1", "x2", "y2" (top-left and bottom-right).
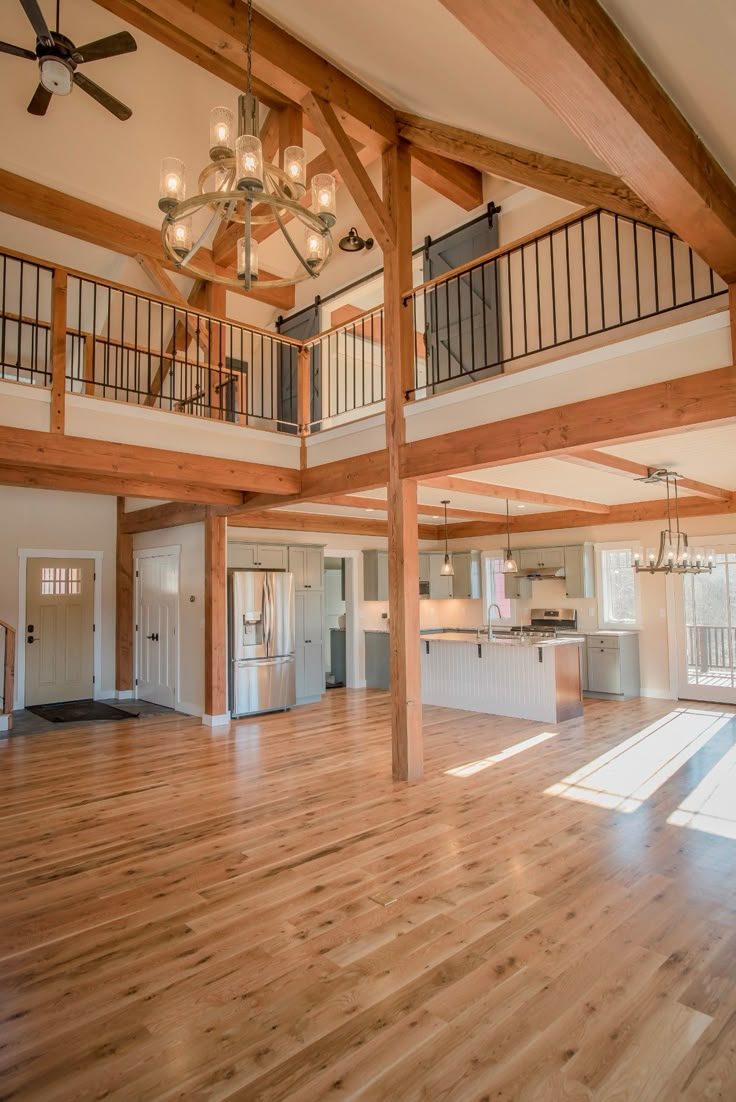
[{"x1": 512, "y1": 607, "x2": 579, "y2": 637}]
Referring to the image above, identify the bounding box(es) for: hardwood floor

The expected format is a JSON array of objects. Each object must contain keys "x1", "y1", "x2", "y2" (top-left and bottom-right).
[{"x1": 1, "y1": 691, "x2": 735, "y2": 1100}]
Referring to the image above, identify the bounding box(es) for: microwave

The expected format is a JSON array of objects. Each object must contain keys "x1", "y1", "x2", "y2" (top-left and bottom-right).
[{"x1": 419, "y1": 580, "x2": 430, "y2": 598}]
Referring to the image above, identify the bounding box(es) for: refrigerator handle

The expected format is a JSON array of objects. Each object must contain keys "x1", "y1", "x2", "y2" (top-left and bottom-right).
[{"x1": 263, "y1": 573, "x2": 273, "y2": 656}]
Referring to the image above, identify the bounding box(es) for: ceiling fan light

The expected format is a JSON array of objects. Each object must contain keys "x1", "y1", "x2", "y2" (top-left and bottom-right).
[{"x1": 40, "y1": 56, "x2": 73, "y2": 96}]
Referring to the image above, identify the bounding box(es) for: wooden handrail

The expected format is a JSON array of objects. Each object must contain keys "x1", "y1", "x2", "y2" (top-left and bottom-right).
[{"x1": 302, "y1": 302, "x2": 386, "y2": 348}]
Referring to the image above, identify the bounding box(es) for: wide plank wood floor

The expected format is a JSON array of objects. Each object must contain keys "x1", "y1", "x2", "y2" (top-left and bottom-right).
[{"x1": 1, "y1": 690, "x2": 735, "y2": 1100}]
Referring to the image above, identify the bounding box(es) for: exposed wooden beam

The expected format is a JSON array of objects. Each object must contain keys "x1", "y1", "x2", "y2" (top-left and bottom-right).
[
  {"x1": 0, "y1": 168, "x2": 294, "y2": 311},
  {"x1": 397, "y1": 113, "x2": 664, "y2": 226},
  {"x1": 313, "y1": 493, "x2": 505, "y2": 522},
  {"x1": 563, "y1": 450, "x2": 732, "y2": 501},
  {"x1": 228, "y1": 509, "x2": 438, "y2": 541},
  {"x1": 114, "y1": 0, "x2": 396, "y2": 150},
  {"x1": 204, "y1": 511, "x2": 227, "y2": 722},
  {"x1": 438, "y1": 0, "x2": 736, "y2": 280},
  {"x1": 401, "y1": 366, "x2": 736, "y2": 481},
  {"x1": 261, "y1": 108, "x2": 283, "y2": 165},
  {"x1": 279, "y1": 106, "x2": 303, "y2": 168},
  {"x1": 0, "y1": 427, "x2": 301, "y2": 496},
  {"x1": 120, "y1": 502, "x2": 207, "y2": 534},
  {"x1": 115, "y1": 497, "x2": 134, "y2": 694},
  {"x1": 0, "y1": 463, "x2": 246, "y2": 505},
  {"x1": 301, "y1": 449, "x2": 389, "y2": 500},
  {"x1": 423, "y1": 474, "x2": 610, "y2": 513},
  {"x1": 304, "y1": 93, "x2": 396, "y2": 253},
  {"x1": 408, "y1": 146, "x2": 483, "y2": 211},
  {"x1": 447, "y1": 493, "x2": 736, "y2": 538},
  {"x1": 93, "y1": 0, "x2": 289, "y2": 108}
]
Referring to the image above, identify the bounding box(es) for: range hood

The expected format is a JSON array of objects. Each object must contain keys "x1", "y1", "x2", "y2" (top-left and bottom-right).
[{"x1": 515, "y1": 565, "x2": 566, "y2": 579}]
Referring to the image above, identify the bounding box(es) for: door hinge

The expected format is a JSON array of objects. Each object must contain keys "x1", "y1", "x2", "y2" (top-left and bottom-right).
[
  {"x1": 93, "y1": 623, "x2": 96, "y2": 633},
  {"x1": 135, "y1": 677, "x2": 138, "y2": 686},
  {"x1": 136, "y1": 570, "x2": 139, "y2": 578},
  {"x1": 135, "y1": 624, "x2": 138, "y2": 631},
  {"x1": 92, "y1": 675, "x2": 96, "y2": 684},
  {"x1": 93, "y1": 571, "x2": 96, "y2": 581}
]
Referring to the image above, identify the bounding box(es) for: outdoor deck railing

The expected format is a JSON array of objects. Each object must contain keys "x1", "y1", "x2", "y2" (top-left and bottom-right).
[
  {"x1": 686, "y1": 624, "x2": 735, "y2": 674},
  {"x1": 0, "y1": 210, "x2": 728, "y2": 437}
]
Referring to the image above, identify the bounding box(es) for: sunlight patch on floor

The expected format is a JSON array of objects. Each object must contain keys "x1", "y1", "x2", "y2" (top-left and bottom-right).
[
  {"x1": 445, "y1": 731, "x2": 558, "y2": 777},
  {"x1": 545, "y1": 708, "x2": 732, "y2": 813},
  {"x1": 668, "y1": 741, "x2": 736, "y2": 840}
]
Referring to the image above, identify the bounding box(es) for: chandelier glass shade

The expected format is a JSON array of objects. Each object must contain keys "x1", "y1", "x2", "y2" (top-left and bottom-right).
[
  {"x1": 632, "y1": 471, "x2": 714, "y2": 575},
  {"x1": 156, "y1": 0, "x2": 336, "y2": 291}
]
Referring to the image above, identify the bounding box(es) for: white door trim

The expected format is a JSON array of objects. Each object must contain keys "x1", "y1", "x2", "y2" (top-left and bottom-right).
[
  {"x1": 133, "y1": 546, "x2": 181, "y2": 710},
  {"x1": 16, "y1": 548, "x2": 103, "y2": 710}
]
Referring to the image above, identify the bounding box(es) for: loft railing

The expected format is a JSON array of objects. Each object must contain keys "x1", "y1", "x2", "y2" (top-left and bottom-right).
[
  {"x1": 301, "y1": 305, "x2": 386, "y2": 430},
  {"x1": 0, "y1": 618, "x2": 15, "y2": 729},
  {"x1": 403, "y1": 207, "x2": 728, "y2": 398},
  {"x1": 0, "y1": 211, "x2": 729, "y2": 438}
]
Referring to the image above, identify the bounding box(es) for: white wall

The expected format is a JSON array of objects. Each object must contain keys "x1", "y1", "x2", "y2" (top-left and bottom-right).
[
  {"x1": 0, "y1": 488, "x2": 117, "y2": 704},
  {"x1": 131, "y1": 523, "x2": 205, "y2": 717}
]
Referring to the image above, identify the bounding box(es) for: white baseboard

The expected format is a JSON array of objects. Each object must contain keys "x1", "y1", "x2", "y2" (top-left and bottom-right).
[
  {"x1": 640, "y1": 688, "x2": 677, "y2": 700},
  {"x1": 115, "y1": 690, "x2": 136, "y2": 701},
  {"x1": 176, "y1": 699, "x2": 203, "y2": 718},
  {"x1": 202, "y1": 712, "x2": 231, "y2": 727}
]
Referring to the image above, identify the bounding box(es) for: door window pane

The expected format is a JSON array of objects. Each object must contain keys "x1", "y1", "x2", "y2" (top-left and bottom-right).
[
  {"x1": 685, "y1": 552, "x2": 735, "y2": 689},
  {"x1": 41, "y1": 566, "x2": 82, "y2": 596}
]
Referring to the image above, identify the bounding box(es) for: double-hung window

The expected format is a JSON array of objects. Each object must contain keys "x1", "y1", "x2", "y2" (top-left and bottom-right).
[{"x1": 596, "y1": 545, "x2": 641, "y2": 629}]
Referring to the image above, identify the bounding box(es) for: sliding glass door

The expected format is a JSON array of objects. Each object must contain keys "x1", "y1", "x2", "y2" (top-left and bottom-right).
[{"x1": 676, "y1": 547, "x2": 736, "y2": 704}]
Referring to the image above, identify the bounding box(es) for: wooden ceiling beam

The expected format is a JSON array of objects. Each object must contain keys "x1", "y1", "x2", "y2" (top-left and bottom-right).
[
  {"x1": 408, "y1": 146, "x2": 483, "y2": 211},
  {"x1": 303, "y1": 93, "x2": 396, "y2": 253},
  {"x1": 0, "y1": 427, "x2": 300, "y2": 496},
  {"x1": 397, "y1": 113, "x2": 663, "y2": 226},
  {"x1": 120, "y1": 502, "x2": 207, "y2": 533},
  {"x1": 0, "y1": 464, "x2": 244, "y2": 505},
  {"x1": 115, "y1": 0, "x2": 396, "y2": 150},
  {"x1": 0, "y1": 168, "x2": 294, "y2": 311},
  {"x1": 438, "y1": 0, "x2": 736, "y2": 280},
  {"x1": 447, "y1": 494, "x2": 736, "y2": 538},
  {"x1": 310, "y1": 493, "x2": 506, "y2": 522},
  {"x1": 401, "y1": 366, "x2": 736, "y2": 482},
  {"x1": 562, "y1": 449, "x2": 733, "y2": 501},
  {"x1": 227, "y1": 510, "x2": 438, "y2": 540},
  {"x1": 422, "y1": 474, "x2": 610, "y2": 513}
]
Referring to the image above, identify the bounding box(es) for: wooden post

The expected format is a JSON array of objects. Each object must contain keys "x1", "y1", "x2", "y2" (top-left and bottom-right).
[
  {"x1": 297, "y1": 346, "x2": 311, "y2": 436},
  {"x1": 729, "y1": 284, "x2": 736, "y2": 363},
  {"x1": 51, "y1": 268, "x2": 68, "y2": 433},
  {"x1": 84, "y1": 334, "x2": 95, "y2": 397},
  {"x1": 204, "y1": 510, "x2": 228, "y2": 724},
  {"x1": 279, "y1": 106, "x2": 304, "y2": 169},
  {"x1": 383, "y1": 139, "x2": 422, "y2": 782},
  {"x1": 115, "y1": 497, "x2": 134, "y2": 694}
]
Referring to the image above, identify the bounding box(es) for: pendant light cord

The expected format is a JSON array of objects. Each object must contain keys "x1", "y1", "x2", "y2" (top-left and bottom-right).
[
  {"x1": 443, "y1": 501, "x2": 449, "y2": 555},
  {"x1": 506, "y1": 499, "x2": 511, "y2": 554},
  {"x1": 245, "y1": 0, "x2": 253, "y2": 95}
]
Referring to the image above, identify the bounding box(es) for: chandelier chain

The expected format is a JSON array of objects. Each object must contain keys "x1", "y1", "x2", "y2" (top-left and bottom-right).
[{"x1": 245, "y1": 0, "x2": 253, "y2": 96}]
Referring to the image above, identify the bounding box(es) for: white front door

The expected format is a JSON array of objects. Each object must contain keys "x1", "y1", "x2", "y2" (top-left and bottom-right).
[
  {"x1": 675, "y1": 548, "x2": 736, "y2": 704},
  {"x1": 136, "y1": 552, "x2": 178, "y2": 709},
  {"x1": 25, "y1": 558, "x2": 95, "y2": 705}
]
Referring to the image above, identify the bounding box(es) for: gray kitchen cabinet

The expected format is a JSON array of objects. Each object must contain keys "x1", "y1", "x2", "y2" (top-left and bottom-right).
[
  {"x1": 585, "y1": 633, "x2": 640, "y2": 699},
  {"x1": 418, "y1": 554, "x2": 431, "y2": 597},
  {"x1": 227, "y1": 542, "x2": 288, "y2": 570},
  {"x1": 365, "y1": 631, "x2": 390, "y2": 689},
  {"x1": 451, "y1": 551, "x2": 482, "y2": 599},
  {"x1": 564, "y1": 544, "x2": 595, "y2": 599},
  {"x1": 504, "y1": 569, "x2": 532, "y2": 600},
  {"x1": 363, "y1": 550, "x2": 389, "y2": 602},
  {"x1": 330, "y1": 629, "x2": 346, "y2": 684},
  {"x1": 518, "y1": 547, "x2": 565, "y2": 571},
  {"x1": 295, "y1": 591, "x2": 324, "y2": 702},
  {"x1": 429, "y1": 553, "x2": 453, "y2": 598},
  {"x1": 289, "y1": 546, "x2": 324, "y2": 591}
]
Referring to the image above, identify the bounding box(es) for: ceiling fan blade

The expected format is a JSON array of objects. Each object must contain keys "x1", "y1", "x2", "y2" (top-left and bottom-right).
[
  {"x1": 27, "y1": 83, "x2": 52, "y2": 116},
  {"x1": 0, "y1": 40, "x2": 36, "y2": 60},
  {"x1": 19, "y1": 0, "x2": 53, "y2": 47},
  {"x1": 75, "y1": 31, "x2": 137, "y2": 63},
  {"x1": 73, "y1": 71, "x2": 132, "y2": 120}
]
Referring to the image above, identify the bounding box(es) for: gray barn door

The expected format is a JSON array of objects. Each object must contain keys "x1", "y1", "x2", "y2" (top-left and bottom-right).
[
  {"x1": 424, "y1": 212, "x2": 501, "y2": 393},
  {"x1": 276, "y1": 303, "x2": 322, "y2": 434}
]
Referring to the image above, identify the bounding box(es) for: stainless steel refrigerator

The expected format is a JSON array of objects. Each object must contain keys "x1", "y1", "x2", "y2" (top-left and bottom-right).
[{"x1": 228, "y1": 569, "x2": 296, "y2": 717}]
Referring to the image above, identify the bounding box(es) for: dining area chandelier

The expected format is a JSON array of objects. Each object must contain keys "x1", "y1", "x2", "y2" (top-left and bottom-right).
[
  {"x1": 632, "y1": 470, "x2": 714, "y2": 575},
  {"x1": 157, "y1": 0, "x2": 336, "y2": 291}
]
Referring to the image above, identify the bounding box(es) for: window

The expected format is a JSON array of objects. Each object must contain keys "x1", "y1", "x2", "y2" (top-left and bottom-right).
[
  {"x1": 482, "y1": 555, "x2": 512, "y2": 622},
  {"x1": 41, "y1": 566, "x2": 82, "y2": 596},
  {"x1": 597, "y1": 547, "x2": 639, "y2": 628}
]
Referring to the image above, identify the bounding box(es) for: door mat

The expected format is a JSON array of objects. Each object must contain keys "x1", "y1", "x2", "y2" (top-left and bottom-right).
[{"x1": 26, "y1": 700, "x2": 140, "y2": 724}]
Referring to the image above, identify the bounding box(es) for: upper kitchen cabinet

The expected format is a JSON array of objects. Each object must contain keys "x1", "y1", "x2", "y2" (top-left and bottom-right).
[
  {"x1": 289, "y1": 546, "x2": 324, "y2": 591},
  {"x1": 517, "y1": 547, "x2": 565, "y2": 571},
  {"x1": 564, "y1": 544, "x2": 595, "y2": 599},
  {"x1": 429, "y1": 553, "x2": 453, "y2": 599},
  {"x1": 451, "y1": 552, "x2": 482, "y2": 599},
  {"x1": 504, "y1": 570, "x2": 532, "y2": 600},
  {"x1": 363, "y1": 550, "x2": 389, "y2": 601},
  {"x1": 228, "y1": 543, "x2": 288, "y2": 570}
]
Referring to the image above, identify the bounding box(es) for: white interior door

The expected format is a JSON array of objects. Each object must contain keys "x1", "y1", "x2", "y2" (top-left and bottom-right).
[
  {"x1": 136, "y1": 552, "x2": 178, "y2": 709},
  {"x1": 675, "y1": 548, "x2": 736, "y2": 704},
  {"x1": 25, "y1": 558, "x2": 95, "y2": 706}
]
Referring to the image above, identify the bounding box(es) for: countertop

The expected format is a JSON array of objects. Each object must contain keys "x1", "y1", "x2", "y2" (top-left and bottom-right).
[{"x1": 421, "y1": 631, "x2": 582, "y2": 648}]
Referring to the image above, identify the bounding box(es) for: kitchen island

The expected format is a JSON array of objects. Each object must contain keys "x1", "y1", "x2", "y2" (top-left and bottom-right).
[{"x1": 421, "y1": 631, "x2": 583, "y2": 723}]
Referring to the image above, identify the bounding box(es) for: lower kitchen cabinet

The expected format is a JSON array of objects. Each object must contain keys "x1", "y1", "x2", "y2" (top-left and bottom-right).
[
  {"x1": 585, "y1": 632, "x2": 640, "y2": 699},
  {"x1": 365, "y1": 631, "x2": 390, "y2": 689}
]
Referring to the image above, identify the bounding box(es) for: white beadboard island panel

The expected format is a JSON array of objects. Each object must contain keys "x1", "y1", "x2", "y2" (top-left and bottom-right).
[{"x1": 420, "y1": 638, "x2": 581, "y2": 723}]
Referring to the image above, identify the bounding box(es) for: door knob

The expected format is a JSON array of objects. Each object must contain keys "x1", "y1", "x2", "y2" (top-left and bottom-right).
[
  {"x1": 146, "y1": 632, "x2": 159, "y2": 642},
  {"x1": 27, "y1": 635, "x2": 38, "y2": 643}
]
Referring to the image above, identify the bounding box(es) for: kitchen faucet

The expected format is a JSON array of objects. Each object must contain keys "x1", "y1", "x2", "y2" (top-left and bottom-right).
[{"x1": 487, "y1": 602, "x2": 502, "y2": 641}]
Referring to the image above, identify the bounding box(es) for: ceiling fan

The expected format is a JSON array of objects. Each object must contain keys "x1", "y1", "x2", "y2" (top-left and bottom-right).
[{"x1": 1, "y1": 0, "x2": 137, "y2": 120}]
